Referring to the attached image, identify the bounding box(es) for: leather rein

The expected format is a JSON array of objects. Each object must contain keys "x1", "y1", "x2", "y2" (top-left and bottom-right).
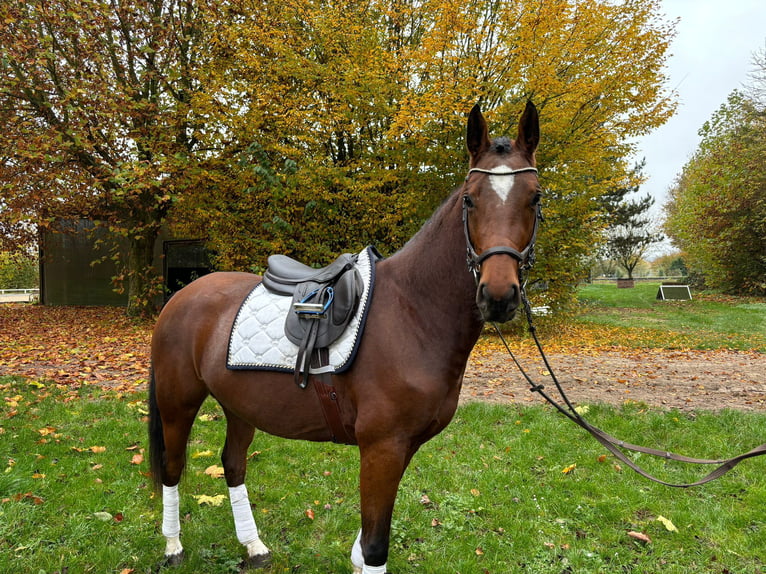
[{"x1": 464, "y1": 167, "x2": 766, "y2": 487}]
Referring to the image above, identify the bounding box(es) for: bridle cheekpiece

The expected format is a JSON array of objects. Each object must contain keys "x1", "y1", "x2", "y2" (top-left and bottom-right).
[{"x1": 462, "y1": 166, "x2": 542, "y2": 283}]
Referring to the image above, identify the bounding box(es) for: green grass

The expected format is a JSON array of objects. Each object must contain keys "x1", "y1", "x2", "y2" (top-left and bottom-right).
[
  {"x1": 576, "y1": 283, "x2": 766, "y2": 351},
  {"x1": 2, "y1": 376, "x2": 765, "y2": 573}
]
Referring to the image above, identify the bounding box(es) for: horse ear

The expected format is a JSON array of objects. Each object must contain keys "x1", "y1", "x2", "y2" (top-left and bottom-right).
[
  {"x1": 516, "y1": 100, "x2": 540, "y2": 160},
  {"x1": 466, "y1": 103, "x2": 490, "y2": 165}
]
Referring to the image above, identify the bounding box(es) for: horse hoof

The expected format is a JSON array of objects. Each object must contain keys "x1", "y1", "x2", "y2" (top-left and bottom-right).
[
  {"x1": 240, "y1": 552, "x2": 272, "y2": 570},
  {"x1": 162, "y1": 550, "x2": 184, "y2": 567}
]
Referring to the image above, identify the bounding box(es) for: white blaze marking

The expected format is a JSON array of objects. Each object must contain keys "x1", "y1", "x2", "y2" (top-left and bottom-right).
[{"x1": 487, "y1": 165, "x2": 515, "y2": 203}]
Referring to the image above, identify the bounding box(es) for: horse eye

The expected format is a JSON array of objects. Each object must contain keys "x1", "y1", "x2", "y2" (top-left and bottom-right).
[
  {"x1": 463, "y1": 194, "x2": 476, "y2": 209},
  {"x1": 531, "y1": 192, "x2": 542, "y2": 206}
]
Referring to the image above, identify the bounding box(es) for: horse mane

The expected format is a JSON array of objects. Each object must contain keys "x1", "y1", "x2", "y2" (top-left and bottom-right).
[{"x1": 397, "y1": 186, "x2": 462, "y2": 255}]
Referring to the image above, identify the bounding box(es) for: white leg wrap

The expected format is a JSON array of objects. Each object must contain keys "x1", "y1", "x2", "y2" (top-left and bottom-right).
[
  {"x1": 351, "y1": 529, "x2": 364, "y2": 569},
  {"x1": 165, "y1": 535, "x2": 183, "y2": 557},
  {"x1": 350, "y1": 529, "x2": 386, "y2": 574},
  {"x1": 162, "y1": 484, "x2": 182, "y2": 555},
  {"x1": 229, "y1": 484, "x2": 270, "y2": 557}
]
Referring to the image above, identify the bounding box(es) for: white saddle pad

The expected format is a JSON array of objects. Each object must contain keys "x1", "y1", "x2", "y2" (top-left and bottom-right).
[{"x1": 227, "y1": 246, "x2": 377, "y2": 373}]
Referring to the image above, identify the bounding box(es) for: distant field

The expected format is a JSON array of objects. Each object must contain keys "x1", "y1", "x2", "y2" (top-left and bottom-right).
[{"x1": 573, "y1": 283, "x2": 766, "y2": 351}]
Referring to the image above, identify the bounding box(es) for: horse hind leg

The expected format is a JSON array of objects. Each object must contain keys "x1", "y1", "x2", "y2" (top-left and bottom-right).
[
  {"x1": 221, "y1": 408, "x2": 272, "y2": 568},
  {"x1": 148, "y1": 368, "x2": 208, "y2": 565},
  {"x1": 158, "y1": 408, "x2": 203, "y2": 564}
]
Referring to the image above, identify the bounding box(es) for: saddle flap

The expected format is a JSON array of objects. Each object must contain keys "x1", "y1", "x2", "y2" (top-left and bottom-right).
[{"x1": 284, "y1": 266, "x2": 363, "y2": 348}]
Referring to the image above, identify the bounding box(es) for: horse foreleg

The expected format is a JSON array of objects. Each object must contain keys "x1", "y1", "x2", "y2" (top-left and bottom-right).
[
  {"x1": 221, "y1": 410, "x2": 272, "y2": 568},
  {"x1": 353, "y1": 438, "x2": 415, "y2": 574}
]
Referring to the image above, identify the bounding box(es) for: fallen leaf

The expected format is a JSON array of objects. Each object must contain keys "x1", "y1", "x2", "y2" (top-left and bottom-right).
[
  {"x1": 192, "y1": 449, "x2": 214, "y2": 459},
  {"x1": 192, "y1": 494, "x2": 226, "y2": 506},
  {"x1": 628, "y1": 531, "x2": 651, "y2": 543},
  {"x1": 130, "y1": 453, "x2": 144, "y2": 465},
  {"x1": 11, "y1": 492, "x2": 44, "y2": 505},
  {"x1": 90, "y1": 446, "x2": 106, "y2": 453},
  {"x1": 657, "y1": 515, "x2": 678, "y2": 532},
  {"x1": 94, "y1": 511, "x2": 113, "y2": 521},
  {"x1": 204, "y1": 465, "x2": 225, "y2": 479},
  {"x1": 305, "y1": 508, "x2": 315, "y2": 520},
  {"x1": 562, "y1": 463, "x2": 577, "y2": 474}
]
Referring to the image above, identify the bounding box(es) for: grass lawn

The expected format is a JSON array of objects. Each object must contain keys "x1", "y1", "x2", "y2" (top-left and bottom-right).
[
  {"x1": 2, "y1": 376, "x2": 765, "y2": 573},
  {"x1": 574, "y1": 282, "x2": 766, "y2": 351},
  {"x1": 1, "y1": 291, "x2": 764, "y2": 573}
]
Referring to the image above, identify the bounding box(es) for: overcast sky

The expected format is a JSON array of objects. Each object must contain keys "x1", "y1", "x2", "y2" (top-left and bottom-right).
[{"x1": 635, "y1": 0, "x2": 765, "y2": 227}]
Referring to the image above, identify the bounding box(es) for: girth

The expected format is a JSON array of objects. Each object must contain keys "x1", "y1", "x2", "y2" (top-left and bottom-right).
[{"x1": 309, "y1": 349, "x2": 356, "y2": 445}]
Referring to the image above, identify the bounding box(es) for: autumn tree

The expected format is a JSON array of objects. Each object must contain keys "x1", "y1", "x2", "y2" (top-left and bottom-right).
[
  {"x1": 0, "y1": 250, "x2": 38, "y2": 289},
  {"x1": 664, "y1": 88, "x2": 766, "y2": 294},
  {"x1": 177, "y1": 0, "x2": 677, "y2": 310},
  {"x1": 0, "y1": 0, "x2": 214, "y2": 315},
  {"x1": 2, "y1": 0, "x2": 677, "y2": 314}
]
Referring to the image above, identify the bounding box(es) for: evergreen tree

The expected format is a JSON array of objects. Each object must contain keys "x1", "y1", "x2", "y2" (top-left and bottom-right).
[{"x1": 602, "y1": 161, "x2": 663, "y2": 279}]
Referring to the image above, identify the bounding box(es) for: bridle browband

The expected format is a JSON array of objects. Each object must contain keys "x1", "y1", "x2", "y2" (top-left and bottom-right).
[{"x1": 462, "y1": 166, "x2": 542, "y2": 282}]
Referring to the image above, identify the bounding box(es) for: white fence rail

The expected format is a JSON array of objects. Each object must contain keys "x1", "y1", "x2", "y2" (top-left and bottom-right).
[{"x1": 0, "y1": 288, "x2": 39, "y2": 303}]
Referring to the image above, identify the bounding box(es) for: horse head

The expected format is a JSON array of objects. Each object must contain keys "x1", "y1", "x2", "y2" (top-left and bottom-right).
[{"x1": 464, "y1": 101, "x2": 541, "y2": 322}]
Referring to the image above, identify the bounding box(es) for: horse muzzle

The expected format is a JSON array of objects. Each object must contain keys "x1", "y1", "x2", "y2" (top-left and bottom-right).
[{"x1": 476, "y1": 280, "x2": 521, "y2": 322}]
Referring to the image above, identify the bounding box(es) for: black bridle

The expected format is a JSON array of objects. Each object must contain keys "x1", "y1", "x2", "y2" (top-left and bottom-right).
[{"x1": 462, "y1": 166, "x2": 542, "y2": 283}]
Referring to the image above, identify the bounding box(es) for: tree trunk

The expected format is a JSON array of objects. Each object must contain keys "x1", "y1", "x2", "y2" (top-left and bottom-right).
[{"x1": 126, "y1": 226, "x2": 161, "y2": 317}]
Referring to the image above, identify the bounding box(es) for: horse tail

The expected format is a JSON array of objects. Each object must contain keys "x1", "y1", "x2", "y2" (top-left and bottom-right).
[{"x1": 147, "y1": 365, "x2": 165, "y2": 492}]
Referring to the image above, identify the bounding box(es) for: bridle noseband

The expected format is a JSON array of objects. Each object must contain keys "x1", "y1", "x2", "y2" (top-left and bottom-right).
[{"x1": 462, "y1": 166, "x2": 542, "y2": 282}]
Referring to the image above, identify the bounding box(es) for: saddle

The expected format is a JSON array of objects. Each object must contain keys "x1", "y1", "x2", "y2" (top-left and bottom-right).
[{"x1": 262, "y1": 252, "x2": 363, "y2": 388}]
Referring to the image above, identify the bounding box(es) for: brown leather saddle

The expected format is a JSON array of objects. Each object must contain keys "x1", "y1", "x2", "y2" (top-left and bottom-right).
[{"x1": 262, "y1": 252, "x2": 363, "y2": 388}]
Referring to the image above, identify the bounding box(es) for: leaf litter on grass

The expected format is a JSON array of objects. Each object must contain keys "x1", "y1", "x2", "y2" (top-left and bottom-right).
[{"x1": 0, "y1": 304, "x2": 151, "y2": 393}]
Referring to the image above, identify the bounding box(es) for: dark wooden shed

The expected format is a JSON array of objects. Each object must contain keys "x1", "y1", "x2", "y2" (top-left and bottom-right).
[{"x1": 38, "y1": 219, "x2": 211, "y2": 306}]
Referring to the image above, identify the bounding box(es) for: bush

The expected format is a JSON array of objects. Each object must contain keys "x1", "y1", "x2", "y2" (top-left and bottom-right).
[{"x1": 0, "y1": 251, "x2": 38, "y2": 289}]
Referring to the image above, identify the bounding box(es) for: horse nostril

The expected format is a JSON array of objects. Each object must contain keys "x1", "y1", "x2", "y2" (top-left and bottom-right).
[{"x1": 508, "y1": 284, "x2": 519, "y2": 306}]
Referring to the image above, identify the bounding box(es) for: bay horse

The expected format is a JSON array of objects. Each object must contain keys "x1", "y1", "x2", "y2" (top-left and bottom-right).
[{"x1": 148, "y1": 101, "x2": 542, "y2": 573}]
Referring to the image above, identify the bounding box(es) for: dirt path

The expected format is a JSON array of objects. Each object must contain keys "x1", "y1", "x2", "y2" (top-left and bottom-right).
[{"x1": 463, "y1": 348, "x2": 766, "y2": 411}]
